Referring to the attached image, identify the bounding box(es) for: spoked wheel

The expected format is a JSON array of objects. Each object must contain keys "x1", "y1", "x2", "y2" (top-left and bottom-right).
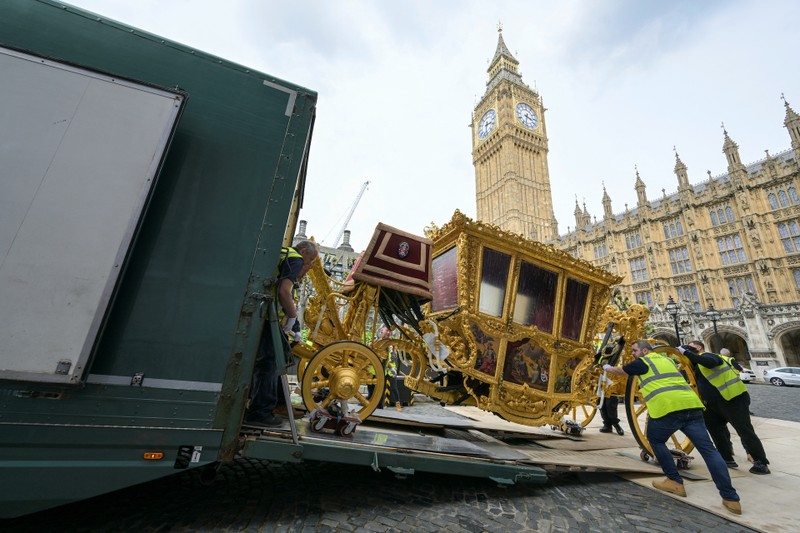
[
  {"x1": 625, "y1": 346, "x2": 696, "y2": 457},
  {"x1": 301, "y1": 341, "x2": 385, "y2": 421},
  {"x1": 568, "y1": 402, "x2": 598, "y2": 427}
]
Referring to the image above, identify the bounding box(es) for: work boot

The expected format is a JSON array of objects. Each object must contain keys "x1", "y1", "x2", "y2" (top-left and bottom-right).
[
  {"x1": 599, "y1": 425, "x2": 612, "y2": 433},
  {"x1": 613, "y1": 423, "x2": 624, "y2": 436},
  {"x1": 725, "y1": 459, "x2": 738, "y2": 469},
  {"x1": 723, "y1": 499, "x2": 742, "y2": 515},
  {"x1": 243, "y1": 413, "x2": 282, "y2": 428},
  {"x1": 652, "y1": 477, "x2": 686, "y2": 497},
  {"x1": 749, "y1": 461, "x2": 770, "y2": 475}
]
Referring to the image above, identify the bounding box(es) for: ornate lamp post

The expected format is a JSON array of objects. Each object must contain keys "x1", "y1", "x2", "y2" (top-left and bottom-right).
[
  {"x1": 666, "y1": 296, "x2": 681, "y2": 345},
  {"x1": 706, "y1": 303, "x2": 721, "y2": 353}
]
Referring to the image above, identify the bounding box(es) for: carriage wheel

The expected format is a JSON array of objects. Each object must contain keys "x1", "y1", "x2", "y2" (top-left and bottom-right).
[
  {"x1": 624, "y1": 346, "x2": 695, "y2": 457},
  {"x1": 568, "y1": 402, "x2": 597, "y2": 427},
  {"x1": 300, "y1": 341, "x2": 385, "y2": 420}
]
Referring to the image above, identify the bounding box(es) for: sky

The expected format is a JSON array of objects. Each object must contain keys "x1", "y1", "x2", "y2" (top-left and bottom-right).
[{"x1": 67, "y1": 0, "x2": 800, "y2": 251}]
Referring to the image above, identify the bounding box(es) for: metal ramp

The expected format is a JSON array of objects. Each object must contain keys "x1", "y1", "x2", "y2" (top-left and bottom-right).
[{"x1": 239, "y1": 404, "x2": 670, "y2": 483}]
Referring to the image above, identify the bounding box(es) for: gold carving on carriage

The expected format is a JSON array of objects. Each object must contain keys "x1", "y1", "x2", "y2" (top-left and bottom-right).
[{"x1": 296, "y1": 211, "x2": 677, "y2": 446}]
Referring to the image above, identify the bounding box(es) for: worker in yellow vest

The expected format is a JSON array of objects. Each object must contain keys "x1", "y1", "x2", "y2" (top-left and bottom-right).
[
  {"x1": 684, "y1": 340, "x2": 770, "y2": 475},
  {"x1": 605, "y1": 340, "x2": 741, "y2": 515},
  {"x1": 245, "y1": 240, "x2": 318, "y2": 428}
]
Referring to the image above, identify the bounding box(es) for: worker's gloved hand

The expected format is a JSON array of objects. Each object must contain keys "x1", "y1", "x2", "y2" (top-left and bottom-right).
[
  {"x1": 282, "y1": 316, "x2": 297, "y2": 336},
  {"x1": 602, "y1": 364, "x2": 613, "y2": 371},
  {"x1": 292, "y1": 331, "x2": 303, "y2": 343},
  {"x1": 678, "y1": 345, "x2": 697, "y2": 355}
]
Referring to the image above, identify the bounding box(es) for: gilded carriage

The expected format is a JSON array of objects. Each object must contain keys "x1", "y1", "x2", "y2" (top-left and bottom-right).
[{"x1": 294, "y1": 210, "x2": 682, "y2": 449}]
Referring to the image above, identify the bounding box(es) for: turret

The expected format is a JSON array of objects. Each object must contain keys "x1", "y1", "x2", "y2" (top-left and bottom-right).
[
  {"x1": 634, "y1": 166, "x2": 648, "y2": 208},
  {"x1": 722, "y1": 124, "x2": 747, "y2": 186},
  {"x1": 338, "y1": 230, "x2": 354, "y2": 252},
  {"x1": 295, "y1": 220, "x2": 308, "y2": 241},
  {"x1": 783, "y1": 94, "x2": 800, "y2": 161},
  {"x1": 602, "y1": 184, "x2": 613, "y2": 220},
  {"x1": 674, "y1": 149, "x2": 692, "y2": 192},
  {"x1": 573, "y1": 198, "x2": 583, "y2": 229}
]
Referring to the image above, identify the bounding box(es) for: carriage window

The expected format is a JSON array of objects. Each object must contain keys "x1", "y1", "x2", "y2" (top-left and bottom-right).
[
  {"x1": 561, "y1": 279, "x2": 589, "y2": 340},
  {"x1": 513, "y1": 261, "x2": 557, "y2": 332},
  {"x1": 479, "y1": 248, "x2": 510, "y2": 317},
  {"x1": 431, "y1": 247, "x2": 458, "y2": 312}
]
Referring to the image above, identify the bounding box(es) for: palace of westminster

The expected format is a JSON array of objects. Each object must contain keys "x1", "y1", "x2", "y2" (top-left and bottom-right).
[{"x1": 300, "y1": 29, "x2": 800, "y2": 376}]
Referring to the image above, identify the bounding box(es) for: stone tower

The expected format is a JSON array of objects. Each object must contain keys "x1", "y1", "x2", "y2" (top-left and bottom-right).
[{"x1": 471, "y1": 26, "x2": 557, "y2": 241}]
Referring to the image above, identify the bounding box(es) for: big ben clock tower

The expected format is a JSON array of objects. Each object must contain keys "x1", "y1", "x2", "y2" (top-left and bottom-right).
[{"x1": 472, "y1": 26, "x2": 558, "y2": 241}]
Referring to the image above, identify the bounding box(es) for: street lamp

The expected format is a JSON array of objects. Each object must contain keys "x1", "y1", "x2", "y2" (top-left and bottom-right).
[
  {"x1": 706, "y1": 303, "x2": 721, "y2": 353},
  {"x1": 665, "y1": 296, "x2": 681, "y2": 345}
]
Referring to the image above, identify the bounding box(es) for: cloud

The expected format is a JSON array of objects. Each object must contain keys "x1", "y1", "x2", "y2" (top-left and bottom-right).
[{"x1": 66, "y1": 0, "x2": 800, "y2": 248}]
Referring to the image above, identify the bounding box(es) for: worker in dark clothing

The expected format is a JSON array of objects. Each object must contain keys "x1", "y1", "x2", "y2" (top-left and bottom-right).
[
  {"x1": 245, "y1": 240, "x2": 318, "y2": 428},
  {"x1": 598, "y1": 395, "x2": 624, "y2": 435},
  {"x1": 605, "y1": 340, "x2": 741, "y2": 515},
  {"x1": 683, "y1": 340, "x2": 770, "y2": 475}
]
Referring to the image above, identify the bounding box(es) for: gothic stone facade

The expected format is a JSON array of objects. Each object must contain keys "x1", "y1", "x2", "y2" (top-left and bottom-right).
[
  {"x1": 558, "y1": 111, "x2": 800, "y2": 375},
  {"x1": 472, "y1": 31, "x2": 800, "y2": 376}
]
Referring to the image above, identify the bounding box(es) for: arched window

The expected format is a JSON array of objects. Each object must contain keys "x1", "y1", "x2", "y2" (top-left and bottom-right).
[
  {"x1": 794, "y1": 269, "x2": 800, "y2": 289},
  {"x1": 725, "y1": 206, "x2": 734, "y2": 222},
  {"x1": 789, "y1": 186, "x2": 799, "y2": 205},
  {"x1": 769, "y1": 193, "x2": 779, "y2": 210},
  {"x1": 777, "y1": 222, "x2": 800, "y2": 253},
  {"x1": 779, "y1": 190, "x2": 789, "y2": 207},
  {"x1": 710, "y1": 211, "x2": 718, "y2": 226},
  {"x1": 663, "y1": 225, "x2": 670, "y2": 239},
  {"x1": 676, "y1": 221, "x2": 683, "y2": 235}
]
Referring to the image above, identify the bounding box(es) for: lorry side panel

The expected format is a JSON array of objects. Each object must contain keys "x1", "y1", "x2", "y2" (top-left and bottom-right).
[{"x1": 0, "y1": 0, "x2": 316, "y2": 518}]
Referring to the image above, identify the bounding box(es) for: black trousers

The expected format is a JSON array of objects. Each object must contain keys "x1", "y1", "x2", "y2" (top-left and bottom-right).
[
  {"x1": 703, "y1": 392, "x2": 768, "y2": 464},
  {"x1": 248, "y1": 324, "x2": 289, "y2": 419},
  {"x1": 599, "y1": 395, "x2": 620, "y2": 426}
]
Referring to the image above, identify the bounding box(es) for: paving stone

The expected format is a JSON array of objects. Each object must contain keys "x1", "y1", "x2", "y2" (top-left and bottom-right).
[{"x1": 1, "y1": 397, "x2": 765, "y2": 533}]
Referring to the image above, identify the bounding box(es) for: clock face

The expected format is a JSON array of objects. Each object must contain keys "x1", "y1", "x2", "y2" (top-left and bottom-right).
[
  {"x1": 478, "y1": 109, "x2": 496, "y2": 139},
  {"x1": 516, "y1": 103, "x2": 538, "y2": 129}
]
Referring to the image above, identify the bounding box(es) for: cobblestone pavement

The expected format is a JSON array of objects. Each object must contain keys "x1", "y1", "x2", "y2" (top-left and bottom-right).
[
  {"x1": 5, "y1": 387, "x2": 789, "y2": 532},
  {"x1": 6, "y1": 457, "x2": 756, "y2": 533}
]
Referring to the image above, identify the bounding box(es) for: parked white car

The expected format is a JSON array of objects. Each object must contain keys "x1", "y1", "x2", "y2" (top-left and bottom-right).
[
  {"x1": 764, "y1": 367, "x2": 800, "y2": 386},
  {"x1": 739, "y1": 368, "x2": 756, "y2": 383}
]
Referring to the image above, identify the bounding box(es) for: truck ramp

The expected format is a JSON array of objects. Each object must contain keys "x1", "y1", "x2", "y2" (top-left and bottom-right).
[{"x1": 240, "y1": 403, "x2": 671, "y2": 483}]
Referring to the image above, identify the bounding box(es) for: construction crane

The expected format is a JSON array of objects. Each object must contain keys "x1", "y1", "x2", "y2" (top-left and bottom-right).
[{"x1": 330, "y1": 180, "x2": 370, "y2": 248}]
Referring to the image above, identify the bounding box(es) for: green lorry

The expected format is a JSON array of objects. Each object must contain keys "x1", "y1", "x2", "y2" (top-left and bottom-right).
[{"x1": 0, "y1": 1, "x2": 546, "y2": 519}]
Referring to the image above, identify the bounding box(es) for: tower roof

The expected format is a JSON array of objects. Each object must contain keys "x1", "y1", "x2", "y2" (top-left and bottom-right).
[
  {"x1": 483, "y1": 25, "x2": 531, "y2": 98},
  {"x1": 674, "y1": 149, "x2": 687, "y2": 172},
  {"x1": 721, "y1": 122, "x2": 738, "y2": 150},
  {"x1": 634, "y1": 166, "x2": 645, "y2": 188},
  {"x1": 490, "y1": 27, "x2": 519, "y2": 68},
  {"x1": 783, "y1": 93, "x2": 800, "y2": 124}
]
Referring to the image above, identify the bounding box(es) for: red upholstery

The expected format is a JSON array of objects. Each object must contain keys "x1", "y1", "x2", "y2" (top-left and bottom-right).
[{"x1": 351, "y1": 223, "x2": 433, "y2": 299}]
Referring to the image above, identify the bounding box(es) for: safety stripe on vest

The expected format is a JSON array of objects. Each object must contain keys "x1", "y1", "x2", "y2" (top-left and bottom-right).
[
  {"x1": 704, "y1": 365, "x2": 729, "y2": 381},
  {"x1": 639, "y1": 357, "x2": 684, "y2": 387},
  {"x1": 701, "y1": 356, "x2": 743, "y2": 393},
  {"x1": 640, "y1": 357, "x2": 694, "y2": 403},
  {"x1": 643, "y1": 384, "x2": 695, "y2": 403},
  {"x1": 718, "y1": 376, "x2": 742, "y2": 391}
]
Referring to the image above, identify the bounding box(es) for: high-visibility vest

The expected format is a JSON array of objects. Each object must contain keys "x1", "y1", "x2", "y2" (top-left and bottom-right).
[
  {"x1": 275, "y1": 247, "x2": 302, "y2": 318},
  {"x1": 698, "y1": 354, "x2": 747, "y2": 401},
  {"x1": 639, "y1": 354, "x2": 703, "y2": 419}
]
